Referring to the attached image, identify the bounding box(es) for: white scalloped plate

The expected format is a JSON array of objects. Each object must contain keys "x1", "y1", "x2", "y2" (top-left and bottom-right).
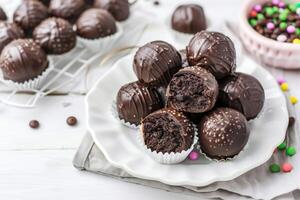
[{"x1": 86, "y1": 54, "x2": 288, "y2": 187}]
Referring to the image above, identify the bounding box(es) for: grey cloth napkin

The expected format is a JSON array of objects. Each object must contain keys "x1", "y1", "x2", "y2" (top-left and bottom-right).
[{"x1": 73, "y1": 94, "x2": 300, "y2": 200}]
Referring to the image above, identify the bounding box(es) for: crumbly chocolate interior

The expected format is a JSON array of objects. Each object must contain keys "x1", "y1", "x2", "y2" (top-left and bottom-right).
[
  {"x1": 143, "y1": 113, "x2": 184, "y2": 153},
  {"x1": 168, "y1": 74, "x2": 210, "y2": 112}
]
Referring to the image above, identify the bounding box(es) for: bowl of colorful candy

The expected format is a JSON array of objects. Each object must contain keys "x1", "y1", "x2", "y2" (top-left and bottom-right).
[{"x1": 239, "y1": 0, "x2": 300, "y2": 69}]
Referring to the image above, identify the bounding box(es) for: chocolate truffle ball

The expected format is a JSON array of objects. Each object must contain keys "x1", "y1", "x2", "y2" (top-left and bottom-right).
[
  {"x1": 218, "y1": 72, "x2": 265, "y2": 120},
  {"x1": 116, "y1": 81, "x2": 163, "y2": 125},
  {"x1": 198, "y1": 107, "x2": 250, "y2": 160},
  {"x1": 179, "y1": 49, "x2": 189, "y2": 67},
  {"x1": 76, "y1": 8, "x2": 117, "y2": 39},
  {"x1": 0, "y1": 39, "x2": 48, "y2": 83},
  {"x1": 0, "y1": 22, "x2": 24, "y2": 54},
  {"x1": 33, "y1": 17, "x2": 77, "y2": 54},
  {"x1": 93, "y1": 0, "x2": 130, "y2": 21},
  {"x1": 187, "y1": 31, "x2": 236, "y2": 79},
  {"x1": 141, "y1": 108, "x2": 194, "y2": 153},
  {"x1": 0, "y1": 7, "x2": 7, "y2": 21},
  {"x1": 166, "y1": 66, "x2": 218, "y2": 113},
  {"x1": 133, "y1": 40, "x2": 182, "y2": 86},
  {"x1": 49, "y1": 0, "x2": 85, "y2": 22},
  {"x1": 13, "y1": 0, "x2": 48, "y2": 35},
  {"x1": 171, "y1": 4, "x2": 207, "y2": 34}
]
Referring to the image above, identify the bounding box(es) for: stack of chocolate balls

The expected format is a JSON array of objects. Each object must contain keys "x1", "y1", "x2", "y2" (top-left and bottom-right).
[
  {"x1": 0, "y1": 0, "x2": 130, "y2": 85},
  {"x1": 116, "y1": 31, "x2": 265, "y2": 161}
]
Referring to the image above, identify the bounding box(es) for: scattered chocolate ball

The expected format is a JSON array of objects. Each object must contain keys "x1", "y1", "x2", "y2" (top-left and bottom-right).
[
  {"x1": 29, "y1": 120, "x2": 40, "y2": 129},
  {"x1": 13, "y1": 0, "x2": 48, "y2": 35},
  {"x1": 49, "y1": 0, "x2": 85, "y2": 23},
  {"x1": 0, "y1": 39, "x2": 48, "y2": 83},
  {"x1": 141, "y1": 108, "x2": 194, "y2": 153},
  {"x1": 0, "y1": 22, "x2": 24, "y2": 54},
  {"x1": 218, "y1": 72, "x2": 265, "y2": 120},
  {"x1": 166, "y1": 66, "x2": 218, "y2": 113},
  {"x1": 117, "y1": 81, "x2": 163, "y2": 125},
  {"x1": 133, "y1": 40, "x2": 182, "y2": 86},
  {"x1": 171, "y1": 4, "x2": 207, "y2": 34},
  {"x1": 186, "y1": 31, "x2": 236, "y2": 79},
  {"x1": 67, "y1": 116, "x2": 78, "y2": 126},
  {"x1": 153, "y1": 1, "x2": 159, "y2": 6},
  {"x1": 288, "y1": 116, "x2": 295, "y2": 127},
  {"x1": 179, "y1": 49, "x2": 189, "y2": 67},
  {"x1": 93, "y1": 0, "x2": 130, "y2": 21},
  {"x1": 76, "y1": 8, "x2": 117, "y2": 39},
  {"x1": 0, "y1": 7, "x2": 7, "y2": 21},
  {"x1": 198, "y1": 107, "x2": 250, "y2": 160},
  {"x1": 33, "y1": 17, "x2": 77, "y2": 54}
]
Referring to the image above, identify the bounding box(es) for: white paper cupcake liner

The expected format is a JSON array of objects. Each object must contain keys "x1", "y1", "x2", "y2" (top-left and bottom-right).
[
  {"x1": 138, "y1": 124, "x2": 199, "y2": 164},
  {"x1": 111, "y1": 101, "x2": 140, "y2": 129},
  {"x1": 1, "y1": 58, "x2": 54, "y2": 91},
  {"x1": 48, "y1": 44, "x2": 80, "y2": 63},
  {"x1": 77, "y1": 23, "x2": 123, "y2": 53}
]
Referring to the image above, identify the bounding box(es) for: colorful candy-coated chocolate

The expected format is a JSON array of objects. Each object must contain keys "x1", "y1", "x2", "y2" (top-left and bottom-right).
[
  {"x1": 267, "y1": 22, "x2": 275, "y2": 30},
  {"x1": 266, "y1": 7, "x2": 275, "y2": 16},
  {"x1": 250, "y1": 19, "x2": 257, "y2": 26},
  {"x1": 279, "y1": 22, "x2": 287, "y2": 30},
  {"x1": 278, "y1": 142, "x2": 287, "y2": 150},
  {"x1": 282, "y1": 163, "x2": 293, "y2": 173},
  {"x1": 278, "y1": 2, "x2": 285, "y2": 8},
  {"x1": 279, "y1": 13, "x2": 287, "y2": 21},
  {"x1": 296, "y1": 8, "x2": 300, "y2": 15},
  {"x1": 286, "y1": 146, "x2": 296, "y2": 156},
  {"x1": 290, "y1": 96, "x2": 298, "y2": 105},
  {"x1": 269, "y1": 164, "x2": 281, "y2": 173},
  {"x1": 287, "y1": 25, "x2": 296, "y2": 33},
  {"x1": 254, "y1": 4, "x2": 262, "y2": 12},
  {"x1": 289, "y1": 4, "x2": 297, "y2": 12},
  {"x1": 272, "y1": 0, "x2": 280, "y2": 5},
  {"x1": 293, "y1": 38, "x2": 300, "y2": 44},
  {"x1": 277, "y1": 77, "x2": 286, "y2": 84},
  {"x1": 280, "y1": 83, "x2": 289, "y2": 91},
  {"x1": 188, "y1": 151, "x2": 199, "y2": 160},
  {"x1": 277, "y1": 34, "x2": 287, "y2": 42},
  {"x1": 250, "y1": 10, "x2": 257, "y2": 17}
]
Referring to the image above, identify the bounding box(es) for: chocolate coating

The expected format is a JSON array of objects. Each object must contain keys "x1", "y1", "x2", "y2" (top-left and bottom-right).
[
  {"x1": 171, "y1": 4, "x2": 207, "y2": 34},
  {"x1": 198, "y1": 107, "x2": 250, "y2": 160},
  {"x1": 141, "y1": 108, "x2": 194, "y2": 153},
  {"x1": 187, "y1": 31, "x2": 236, "y2": 79},
  {"x1": 49, "y1": 0, "x2": 85, "y2": 22},
  {"x1": 32, "y1": 0, "x2": 50, "y2": 6},
  {"x1": 13, "y1": 0, "x2": 48, "y2": 34},
  {"x1": 93, "y1": 0, "x2": 130, "y2": 21},
  {"x1": 0, "y1": 7, "x2": 7, "y2": 21},
  {"x1": 166, "y1": 66, "x2": 218, "y2": 113},
  {"x1": 133, "y1": 40, "x2": 182, "y2": 86},
  {"x1": 76, "y1": 8, "x2": 117, "y2": 39},
  {"x1": 0, "y1": 22, "x2": 24, "y2": 54},
  {"x1": 179, "y1": 49, "x2": 189, "y2": 68},
  {"x1": 0, "y1": 39, "x2": 48, "y2": 83},
  {"x1": 218, "y1": 72, "x2": 265, "y2": 120},
  {"x1": 33, "y1": 17, "x2": 77, "y2": 54},
  {"x1": 116, "y1": 81, "x2": 163, "y2": 125}
]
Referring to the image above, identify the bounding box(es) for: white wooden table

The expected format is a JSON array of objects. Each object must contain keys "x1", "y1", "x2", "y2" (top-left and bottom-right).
[{"x1": 0, "y1": 0, "x2": 299, "y2": 199}]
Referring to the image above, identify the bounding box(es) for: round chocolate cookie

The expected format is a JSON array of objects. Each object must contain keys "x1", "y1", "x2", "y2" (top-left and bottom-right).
[
  {"x1": 76, "y1": 8, "x2": 117, "y2": 39},
  {"x1": 93, "y1": 0, "x2": 130, "y2": 21},
  {"x1": 49, "y1": 0, "x2": 85, "y2": 22},
  {"x1": 0, "y1": 7, "x2": 7, "y2": 21},
  {"x1": 187, "y1": 31, "x2": 236, "y2": 79},
  {"x1": 13, "y1": 0, "x2": 48, "y2": 35},
  {"x1": 179, "y1": 49, "x2": 189, "y2": 68},
  {"x1": 0, "y1": 39, "x2": 48, "y2": 83},
  {"x1": 218, "y1": 72, "x2": 265, "y2": 120},
  {"x1": 0, "y1": 22, "x2": 24, "y2": 54},
  {"x1": 133, "y1": 40, "x2": 182, "y2": 86},
  {"x1": 198, "y1": 107, "x2": 250, "y2": 160},
  {"x1": 33, "y1": 17, "x2": 77, "y2": 54},
  {"x1": 166, "y1": 66, "x2": 218, "y2": 113},
  {"x1": 116, "y1": 81, "x2": 163, "y2": 125},
  {"x1": 171, "y1": 4, "x2": 207, "y2": 34},
  {"x1": 141, "y1": 108, "x2": 194, "y2": 154}
]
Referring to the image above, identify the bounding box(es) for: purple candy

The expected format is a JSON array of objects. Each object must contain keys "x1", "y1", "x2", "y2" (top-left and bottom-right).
[
  {"x1": 254, "y1": 4, "x2": 262, "y2": 12},
  {"x1": 188, "y1": 151, "x2": 199, "y2": 160},
  {"x1": 278, "y1": 2, "x2": 285, "y2": 8},
  {"x1": 287, "y1": 25, "x2": 296, "y2": 33},
  {"x1": 267, "y1": 22, "x2": 275, "y2": 30}
]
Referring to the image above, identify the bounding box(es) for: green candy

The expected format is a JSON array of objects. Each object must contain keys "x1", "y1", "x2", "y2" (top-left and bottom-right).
[
  {"x1": 280, "y1": 22, "x2": 287, "y2": 29},
  {"x1": 295, "y1": 2, "x2": 300, "y2": 8},
  {"x1": 286, "y1": 147, "x2": 296, "y2": 156},
  {"x1": 273, "y1": 6, "x2": 279, "y2": 13},
  {"x1": 257, "y1": 13, "x2": 265, "y2": 20},
  {"x1": 296, "y1": 28, "x2": 300, "y2": 36},
  {"x1": 249, "y1": 19, "x2": 257, "y2": 26},
  {"x1": 289, "y1": 4, "x2": 297, "y2": 12},
  {"x1": 278, "y1": 142, "x2": 287, "y2": 150},
  {"x1": 266, "y1": 7, "x2": 274, "y2": 16},
  {"x1": 269, "y1": 164, "x2": 281, "y2": 173},
  {"x1": 279, "y1": 13, "x2": 287, "y2": 21}
]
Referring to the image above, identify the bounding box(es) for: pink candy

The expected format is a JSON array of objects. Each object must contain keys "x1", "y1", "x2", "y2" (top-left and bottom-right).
[
  {"x1": 254, "y1": 4, "x2": 262, "y2": 12},
  {"x1": 282, "y1": 163, "x2": 293, "y2": 173},
  {"x1": 287, "y1": 25, "x2": 296, "y2": 33},
  {"x1": 189, "y1": 151, "x2": 199, "y2": 160},
  {"x1": 277, "y1": 77, "x2": 286, "y2": 85},
  {"x1": 267, "y1": 22, "x2": 275, "y2": 30},
  {"x1": 278, "y1": 2, "x2": 285, "y2": 8},
  {"x1": 272, "y1": 0, "x2": 280, "y2": 5}
]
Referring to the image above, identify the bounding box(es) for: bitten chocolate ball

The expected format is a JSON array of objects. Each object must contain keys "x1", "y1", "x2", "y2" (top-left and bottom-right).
[
  {"x1": 0, "y1": 39, "x2": 48, "y2": 83},
  {"x1": 218, "y1": 72, "x2": 265, "y2": 120},
  {"x1": 187, "y1": 31, "x2": 236, "y2": 79},
  {"x1": 0, "y1": 7, "x2": 7, "y2": 21},
  {"x1": 116, "y1": 81, "x2": 163, "y2": 125},
  {"x1": 13, "y1": 0, "x2": 48, "y2": 34},
  {"x1": 179, "y1": 49, "x2": 189, "y2": 68},
  {"x1": 0, "y1": 22, "x2": 24, "y2": 54},
  {"x1": 133, "y1": 40, "x2": 182, "y2": 86},
  {"x1": 93, "y1": 0, "x2": 130, "y2": 21},
  {"x1": 49, "y1": 0, "x2": 85, "y2": 22},
  {"x1": 141, "y1": 108, "x2": 194, "y2": 153},
  {"x1": 33, "y1": 17, "x2": 77, "y2": 54},
  {"x1": 171, "y1": 4, "x2": 207, "y2": 34},
  {"x1": 198, "y1": 107, "x2": 250, "y2": 160},
  {"x1": 76, "y1": 8, "x2": 117, "y2": 39},
  {"x1": 166, "y1": 66, "x2": 218, "y2": 113}
]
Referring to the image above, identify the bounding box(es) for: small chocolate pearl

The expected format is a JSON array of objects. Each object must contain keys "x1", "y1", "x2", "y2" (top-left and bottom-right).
[
  {"x1": 67, "y1": 116, "x2": 77, "y2": 126},
  {"x1": 153, "y1": 0, "x2": 159, "y2": 5},
  {"x1": 29, "y1": 120, "x2": 39, "y2": 129},
  {"x1": 288, "y1": 117, "x2": 295, "y2": 127},
  {"x1": 295, "y1": 21, "x2": 300, "y2": 27}
]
